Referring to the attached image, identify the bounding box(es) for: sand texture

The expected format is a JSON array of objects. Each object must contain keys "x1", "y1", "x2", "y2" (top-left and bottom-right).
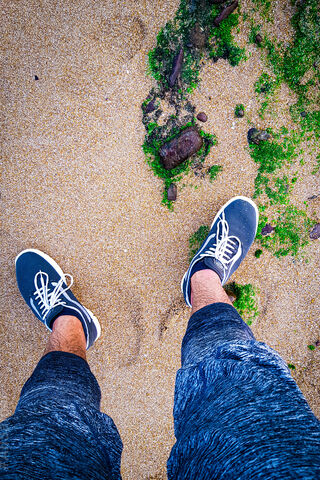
[{"x1": 1, "y1": 0, "x2": 319, "y2": 479}]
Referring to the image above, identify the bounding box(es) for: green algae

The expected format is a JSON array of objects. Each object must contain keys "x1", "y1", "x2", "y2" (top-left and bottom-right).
[
  {"x1": 142, "y1": 0, "x2": 246, "y2": 208},
  {"x1": 256, "y1": 204, "x2": 315, "y2": 258},
  {"x1": 235, "y1": 103, "x2": 245, "y2": 117},
  {"x1": 254, "y1": 72, "x2": 280, "y2": 118},
  {"x1": 208, "y1": 164, "x2": 223, "y2": 182},
  {"x1": 225, "y1": 282, "x2": 259, "y2": 325},
  {"x1": 248, "y1": 0, "x2": 320, "y2": 136},
  {"x1": 209, "y1": 5, "x2": 246, "y2": 66},
  {"x1": 249, "y1": 134, "x2": 297, "y2": 202}
]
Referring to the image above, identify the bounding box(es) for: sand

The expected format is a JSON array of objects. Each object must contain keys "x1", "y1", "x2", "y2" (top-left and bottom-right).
[{"x1": 1, "y1": 0, "x2": 319, "y2": 478}]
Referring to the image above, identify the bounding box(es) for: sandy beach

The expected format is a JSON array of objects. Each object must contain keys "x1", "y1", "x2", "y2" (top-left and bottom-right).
[{"x1": 1, "y1": 0, "x2": 319, "y2": 478}]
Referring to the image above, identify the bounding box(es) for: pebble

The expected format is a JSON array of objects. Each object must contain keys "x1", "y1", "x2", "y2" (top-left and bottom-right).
[
  {"x1": 236, "y1": 108, "x2": 244, "y2": 118},
  {"x1": 34, "y1": 75, "x2": 39, "y2": 80},
  {"x1": 169, "y1": 47, "x2": 184, "y2": 88},
  {"x1": 255, "y1": 34, "x2": 262, "y2": 44},
  {"x1": 261, "y1": 223, "x2": 275, "y2": 236},
  {"x1": 144, "y1": 98, "x2": 156, "y2": 113},
  {"x1": 213, "y1": 0, "x2": 238, "y2": 26},
  {"x1": 309, "y1": 223, "x2": 320, "y2": 239},
  {"x1": 197, "y1": 112, "x2": 208, "y2": 122},
  {"x1": 167, "y1": 184, "x2": 177, "y2": 201},
  {"x1": 159, "y1": 127, "x2": 203, "y2": 170},
  {"x1": 247, "y1": 128, "x2": 271, "y2": 145}
]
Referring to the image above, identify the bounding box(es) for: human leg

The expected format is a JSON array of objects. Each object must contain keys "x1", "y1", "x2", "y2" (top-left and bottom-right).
[
  {"x1": 168, "y1": 197, "x2": 320, "y2": 479},
  {"x1": 0, "y1": 250, "x2": 122, "y2": 480},
  {"x1": 43, "y1": 314, "x2": 87, "y2": 360}
]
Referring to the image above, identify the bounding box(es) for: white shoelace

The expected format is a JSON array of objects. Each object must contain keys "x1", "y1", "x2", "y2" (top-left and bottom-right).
[
  {"x1": 199, "y1": 212, "x2": 242, "y2": 283},
  {"x1": 33, "y1": 271, "x2": 74, "y2": 320}
]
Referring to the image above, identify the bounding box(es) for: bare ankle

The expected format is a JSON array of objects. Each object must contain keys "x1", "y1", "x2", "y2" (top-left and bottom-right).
[
  {"x1": 43, "y1": 315, "x2": 87, "y2": 361},
  {"x1": 190, "y1": 269, "x2": 233, "y2": 315}
]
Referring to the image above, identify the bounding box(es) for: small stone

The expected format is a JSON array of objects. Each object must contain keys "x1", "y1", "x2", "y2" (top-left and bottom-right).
[
  {"x1": 167, "y1": 184, "x2": 177, "y2": 201},
  {"x1": 261, "y1": 224, "x2": 275, "y2": 236},
  {"x1": 169, "y1": 47, "x2": 184, "y2": 88},
  {"x1": 247, "y1": 128, "x2": 271, "y2": 145},
  {"x1": 309, "y1": 223, "x2": 320, "y2": 239},
  {"x1": 255, "y1": 34, "x2": 262, "y2": 44},
  {"x1": 235, "y1": 108, "x2": 244, "y2": 118},
  {"x1": 34, "y1": 75, "x2": 39, "y2": 80},
  {"x1": 300, "y1": 111, "x2": 307, "y2": 117},
  {"x1": 197, "y1": 112, "x2": 208, "y2": 122},
  {"x1": 144, "y1": 98, "x2": 156, "y2": 113},
  {"x1": 159, "y1": 127, "x2": 203, "y2": 170},
  {"x1": 315, "y1": 340, "x2": 320, "y2": 347},
  {"x1": 213, "y1": 0, "x2": 238, "y2": 26}
]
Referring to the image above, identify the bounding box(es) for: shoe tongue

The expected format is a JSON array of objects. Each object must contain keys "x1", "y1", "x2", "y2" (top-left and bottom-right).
[
  {"x1": 203, "y1": 257, "x2": 224, "y2": 282},
  {"x1": 45, "y1": 305, "x2": 64, "y2": 330}
]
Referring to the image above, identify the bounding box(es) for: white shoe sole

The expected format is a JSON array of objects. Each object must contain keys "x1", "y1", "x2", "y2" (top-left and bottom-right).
[{"x1": 15, "y1": 248, "x2": 101, "y2": 341}]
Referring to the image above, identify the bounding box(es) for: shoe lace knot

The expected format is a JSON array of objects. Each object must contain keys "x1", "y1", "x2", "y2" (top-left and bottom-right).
[
  {"x1": 33, "y1": 271, "x2": 73, "y2": 320},
  {"x1": 199, "y1": 212, "x2": 242, "y2": 282}
]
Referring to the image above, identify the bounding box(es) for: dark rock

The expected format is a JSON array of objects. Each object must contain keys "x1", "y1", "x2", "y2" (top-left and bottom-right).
[
  {"x1": 144, "y1": 98, "x2": 156, "y2": 113},
  {"x1": 34, "y1": 75, "x2": 39, "y2": 80},
  {"x1": 261, "y1": 223, "x2": 275, "y2": 236},
  {"x1": 309, "y1": 223, "x2": 320, "y2": 239},
  {"x1": 255, "y1": 33, "x2": 262, "y2": 44},
  {"x1": 213, "y1": 1, "x2": 238, "y2": 26},
  {"x1": 190, "y1": 23, "x2": 206, "y2": 49},
  {"x1": 167, "y1": 184, "x2": 177, "y2": 201},
  {"x1": 197, "y1": 112, "x2": 208, "y2": 122},
  {"x1": 247, "y1": 128, "x2": 271, "y2": 145},
  {"x1": 159, "y1": 127, "x2": 203, "y2": 170},
  {"x1": 300, "y1": 111, "x2": 307, "y2": 117},
  {"x1": 308, "y1": 194, "x2": 320, "y2": 200},
  {"x1": 235, "y1": 108, "x2": 244, "y2": 118},
  {"x1": 169, "y1": 47, "x2": 184, "y2": 88},
  {"x1": 315, "y1": 340, "x2": 320, "y2": 347},
  {"x1": 185, "y1": 101, "x2": 196, "y2": 113}
]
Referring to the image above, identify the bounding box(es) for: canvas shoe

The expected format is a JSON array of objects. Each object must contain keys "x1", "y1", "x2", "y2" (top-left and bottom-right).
[
  {"x1": 181, "y1": 196, "x2": 259, "y2": 307},
  {"x1": 15, "y1": 249, "x2": 101, "y2": 349}
]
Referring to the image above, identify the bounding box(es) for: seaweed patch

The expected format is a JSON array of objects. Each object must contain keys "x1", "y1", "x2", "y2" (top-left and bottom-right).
[{"x1": 142, "y1": 0, "x2": 246, "y2": 207}]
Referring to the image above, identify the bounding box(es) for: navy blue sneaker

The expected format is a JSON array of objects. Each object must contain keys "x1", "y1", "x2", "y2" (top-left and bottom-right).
[
  {"x1": 182, "y1": 196, "x2": 259, "y2": 307},
  {"x1": 15, "y1": 249, "x2": 101, "y2": 349}
]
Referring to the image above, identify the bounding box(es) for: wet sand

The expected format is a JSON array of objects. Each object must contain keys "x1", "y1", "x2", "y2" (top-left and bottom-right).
[{"x1": 1, "y1": 1, "x2": 319, "y2": 478}]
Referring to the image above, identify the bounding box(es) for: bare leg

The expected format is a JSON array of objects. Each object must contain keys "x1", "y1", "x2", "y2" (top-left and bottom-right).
[
  {"x1": 43, "y1": 315, "x2": 87, "y2": 361},
  {"x1": 191, "y1": 269, "x2": 232, "y2": 315}
]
